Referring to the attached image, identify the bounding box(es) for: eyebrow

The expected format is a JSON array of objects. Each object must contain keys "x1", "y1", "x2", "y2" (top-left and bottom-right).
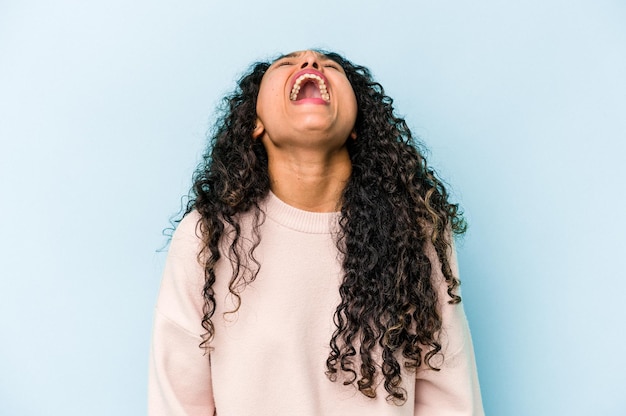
[
  {"x1": 279, "y1": 52, "x2": 302, "y2": 60},
  {"x1": 274, "y1": 51, "x2": 331, "y2": 62}
]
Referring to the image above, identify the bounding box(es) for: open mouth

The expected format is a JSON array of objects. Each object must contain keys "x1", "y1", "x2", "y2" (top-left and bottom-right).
[{"x1": 290, "y1": 72, "x2": 330, "y2": 103}]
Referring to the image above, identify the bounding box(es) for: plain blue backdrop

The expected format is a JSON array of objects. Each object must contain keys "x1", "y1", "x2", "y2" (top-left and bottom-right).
[{"x1": 1, "y1": 1, "x2": 625, "y2": 414}]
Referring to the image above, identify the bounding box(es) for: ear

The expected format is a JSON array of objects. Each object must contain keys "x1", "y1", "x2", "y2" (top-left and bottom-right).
[
  {"x1": 350, "y1": 129, "x2": 357, "y2": 140},
  {"x1": 252, "y1": 119, "x2": 265, "y2": 139}
]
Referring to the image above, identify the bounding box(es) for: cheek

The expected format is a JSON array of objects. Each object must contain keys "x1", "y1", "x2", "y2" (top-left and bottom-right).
[
  {"x1": 345, "y1": 89, "x2": 358, "y2": 124},
  {"x1": 255, "y1": 91, "x2": 271, "y2": 121},
  {"x1": 337, "y1": 78, "x2": 357, "y2": 118},
  {"x1": 256, "y1": 83, "x2": 282, "y2": 119}
]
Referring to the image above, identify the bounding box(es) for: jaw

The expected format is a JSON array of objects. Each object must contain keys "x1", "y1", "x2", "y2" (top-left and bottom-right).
[{"x1": 280, "y1": 91, "x2": 356, "y2": 148}]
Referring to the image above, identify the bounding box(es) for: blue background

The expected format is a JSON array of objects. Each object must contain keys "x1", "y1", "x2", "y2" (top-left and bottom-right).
[{"x1": 1, "y1": 1, "x2": 625, "y2": 414}]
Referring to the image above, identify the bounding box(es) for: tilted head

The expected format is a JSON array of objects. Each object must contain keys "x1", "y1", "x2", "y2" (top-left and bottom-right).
[{"x1": 189, "y1": 49, "x2": 466, "y2": 405}]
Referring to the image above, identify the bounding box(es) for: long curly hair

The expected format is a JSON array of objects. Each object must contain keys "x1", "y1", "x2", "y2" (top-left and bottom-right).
[{"x1": 181, "y1": 50, "x2": 466, "y2": 404}]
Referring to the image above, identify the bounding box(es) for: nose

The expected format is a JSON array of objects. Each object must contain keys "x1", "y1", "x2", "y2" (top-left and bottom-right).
[{"x1": 299, "y1": 51, "x2": 320, "y2": 69}]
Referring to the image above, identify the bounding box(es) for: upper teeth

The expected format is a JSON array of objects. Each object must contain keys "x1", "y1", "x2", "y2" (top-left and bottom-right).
[{"x1": 290, "y1": 73, "x2": 330, "y2": 102}]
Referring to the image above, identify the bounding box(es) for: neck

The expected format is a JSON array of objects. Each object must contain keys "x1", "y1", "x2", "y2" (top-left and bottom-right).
[{"x1": 266, "y1": 147, "x2": 351, "y2": 213}]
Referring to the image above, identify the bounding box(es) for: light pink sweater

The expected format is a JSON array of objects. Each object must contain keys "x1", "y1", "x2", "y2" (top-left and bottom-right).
[{"x1": 148, "y1": 192, "x2": 484, "y2": 415}]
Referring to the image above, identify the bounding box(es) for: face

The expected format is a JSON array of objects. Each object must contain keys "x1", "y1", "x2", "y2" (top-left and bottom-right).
[{"x1": 253, "y1": 50, "x2": 358, "y2": 151}]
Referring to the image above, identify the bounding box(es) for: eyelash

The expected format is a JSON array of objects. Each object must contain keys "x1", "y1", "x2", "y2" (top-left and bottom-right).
[{"x1": 277, "y1": 61, "x2": 339, "y2": 70}]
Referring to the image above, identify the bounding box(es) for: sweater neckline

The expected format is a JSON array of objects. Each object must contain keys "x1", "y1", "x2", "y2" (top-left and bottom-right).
[{"x1": 263, "y1": 191, "x2": 341, "y2": 234}]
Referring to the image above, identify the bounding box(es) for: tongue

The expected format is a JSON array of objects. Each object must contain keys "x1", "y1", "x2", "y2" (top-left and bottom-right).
[{"x1": 297, "y1": 81, "x2": 321, "y2": 100}]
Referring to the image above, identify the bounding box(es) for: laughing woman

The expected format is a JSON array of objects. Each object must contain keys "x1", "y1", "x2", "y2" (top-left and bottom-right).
[{"x1": 148, "y1": 50, "x2": 484, "y2": 415}]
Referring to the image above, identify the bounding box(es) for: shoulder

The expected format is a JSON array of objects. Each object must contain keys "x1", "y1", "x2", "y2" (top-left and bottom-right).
[
  {"x1": 172, "y1": 210, "x2": 203, "y2": 241},
  {"x1": 166, "y1": 210, "x2": 205, "y2": 260}
]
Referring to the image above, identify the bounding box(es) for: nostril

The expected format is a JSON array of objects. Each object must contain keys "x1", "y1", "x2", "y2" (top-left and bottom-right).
[
  {"x1": 301, "y1": 62, "x2": 308, "y2": 68},
  {"x1": 312, "y1": 62, "x2": 319, "y2": 69}
]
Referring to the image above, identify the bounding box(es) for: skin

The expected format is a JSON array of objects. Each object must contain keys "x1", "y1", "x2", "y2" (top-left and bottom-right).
[{"x1": 252, "y1": 50, "x2": 358, "y2": 212}]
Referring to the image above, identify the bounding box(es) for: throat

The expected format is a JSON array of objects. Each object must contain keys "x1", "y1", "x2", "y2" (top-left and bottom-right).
[{"x1": 265, "y1": 149, "x2": 352, "y2": 213}]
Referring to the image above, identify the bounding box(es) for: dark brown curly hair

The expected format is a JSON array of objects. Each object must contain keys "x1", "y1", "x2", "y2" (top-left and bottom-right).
[{"x1": 180, "y1": 50, "x2": 466, "y2": 405}]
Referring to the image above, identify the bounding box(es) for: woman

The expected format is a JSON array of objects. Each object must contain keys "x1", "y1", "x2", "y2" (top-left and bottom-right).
[{"x1": 149, "y1": 50, "x2": 484, "y2": 415}]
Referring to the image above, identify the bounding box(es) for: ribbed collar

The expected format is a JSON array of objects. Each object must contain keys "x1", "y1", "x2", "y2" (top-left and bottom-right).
[{"x1": 263, "y1": 191, "x2": 341, "y2": 234}]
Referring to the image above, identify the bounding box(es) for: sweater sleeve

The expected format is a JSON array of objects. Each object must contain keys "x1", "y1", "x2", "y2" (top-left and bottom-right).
[
  {"x1": 414, "y1": 240, "x2": 484, "y2": 416},
  {"x1": 148, "y1": 212, "x2": 216, "y2": 416}
]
